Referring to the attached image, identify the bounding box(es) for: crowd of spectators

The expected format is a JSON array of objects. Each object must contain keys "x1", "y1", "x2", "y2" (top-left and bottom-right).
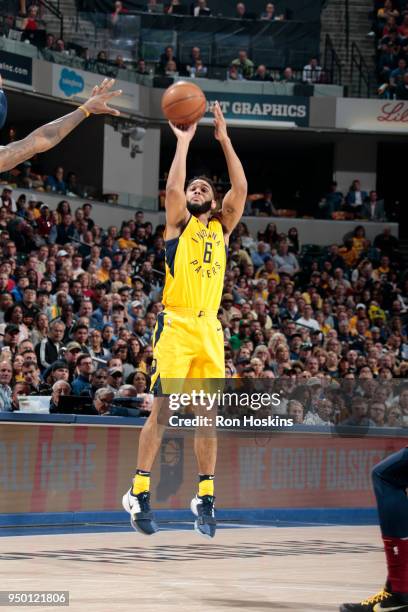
[
  {"x1": 372, "y1": 0, "x2": 408, "y2": 99},
  {"x1": 0, "y1": 188, "x2": 406, "y2": 426},
  {"x1": 1, "y1": 1, "x2": 325, "y2": 85}
]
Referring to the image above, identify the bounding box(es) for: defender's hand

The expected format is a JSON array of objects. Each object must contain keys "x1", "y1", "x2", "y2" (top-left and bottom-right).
[
  {"x1": 213, "y1": 101, "x2": 228, "y2": 142},
  {"x1": 83, "y1": 78, "x2": 122, "y2": 116}
]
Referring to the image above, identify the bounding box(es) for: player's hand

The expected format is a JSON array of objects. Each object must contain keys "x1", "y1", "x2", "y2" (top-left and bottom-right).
[
  {"x1": 169, "y1": 121, "x2": 197, "y2": 142},
  {"x1": 0, "y1": 73, "x2": 3, "y2": 89},
  {"x1": 213, "y1": 101, "x2": 228, "y2": 142},
  {"x1": 83, "y1": 78, "x2": 122, "y2": 116}
]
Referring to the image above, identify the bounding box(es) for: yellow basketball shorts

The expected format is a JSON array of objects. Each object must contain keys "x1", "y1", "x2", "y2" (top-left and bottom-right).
[{"x1": 150, "y1": 308, "x2": 225, "y2": 394}]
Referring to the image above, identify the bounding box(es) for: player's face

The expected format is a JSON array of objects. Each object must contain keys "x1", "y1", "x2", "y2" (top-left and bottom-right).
[{"x1": 186, "y1": 180, "x2": 215, "y2": 215}]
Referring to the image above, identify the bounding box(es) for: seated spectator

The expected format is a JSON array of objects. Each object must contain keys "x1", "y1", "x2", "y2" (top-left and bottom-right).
[
  {"x1": 373, "y1": 226, "x2": 399, "y2": 258},
  {"x1": 369, "y1": 401, "x2": 387, "y2": 427},
  {"x1": 159, "y1": 46, "x2": 179, "y2": 74},
  {"x1": 231, "y1": 50, "x2": 254, "y2": 79},
  {"x1": 341, "y1": 396, "x2": 376, "y2": 427},
  {"x1": 398, "y1": 12, "x2": 408, "y2": 38},
  {"x1": 236, "y1": 2, "x2": 255, "y2": 18},
  {"x1": 49, "y1": 380, "x2": 71, "y2": 413},
  {"x1": 302, "y1": 57, "x2": 322, "y2": 84},
  {"x1": 389, "y1": 58, "x2": 407, "y2": 93},
  {"x1": 345, "y1": 179, "x2": 368, "y2": 214},
  {"x1": 303, "y1": 398, "x2": 334, "y2": 425},
  {"x1": 227, "y1": 65, "x2": 243, "y2": 80},
  {"x1": 164, "y1": 60, "x2": 178, "y2": 77},
  {"x1": 71, "y1": 353, "x2": 94, "y2": 395},
  {"x1": 186, "y1": 58, "x2": 208, "y2": 78},
  {"x1": 280, "y1": 67, "x2": 297, "y2": 83},
  {"x1": 252, "y1": 65, "x2": 273, "y2": 82},
  {"x1": 167, "y1": 0, "x2": 183, "y2": 14},
  {"x1": 192, "y1": 0, "x2": 211, "y2": 16},
  {"x1": 287, "y1": 399, "x2": 304, "y2": 423},
  {"x1": 93, "y1": 386, "x2": 114, "y2": 415},
  {"x1": 361, "y1": 191, "x2": 386, "y2": 221},
  {"x1": 252, "y1": 189, "x2": 278, "y2": 216},
  {"x1": 111, "y1": 0, "x2": 128, "y2": 26},
  {"x1": 44, "y1": 33, "x2": 55, "y2": 50},
  {"x1": 65, "y1": 172, "x2": 84, "y2": 198},
  {"x1": 45, "y1": 166, "x2": 67, "y2": 195},
  {"x1": 97, "y1": 51, "x2": 108, "y2": 64},
  {"x1": 318, "y1": 182, "x2": 343, "y2": 219},
  {"x1": 296, "y1": 304, "x2": 320, "y2": 332},
  {"x1": 55, "y1": 38, "x2": 66, "y2": 54},
  {"x1": 260, "y1": 2, "x2": 283, "y2": 20},
  {"x1": 273, "y1": 241, "x2": 300, "y2": 276},
  {"x1": 136, "y1": 59, "x2": 150, "y2": 75},
  {"x1": 396, "y1": 71, "x2": 408, "y2": 99},
  {"x1": 115, "y1": 55, "x2": 127, "y2": 70},
  {"x1": 385, "y1": 405, "x2": 402, "y2": 427},
  {"x1": 377, "y1": 0, "x2": 400, "y2": 27},
  {"x1": 0, "y1": 360, "x2": 13, "y2": 411}
]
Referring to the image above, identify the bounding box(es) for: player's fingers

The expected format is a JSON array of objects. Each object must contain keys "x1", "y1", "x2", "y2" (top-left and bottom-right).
[
  {"x1": 105, "y1": 89, "x2": 122, "y2": 99},
  {"x1": 92, "y1": 85, "x2": 99, "y2": 97},
  {"x1": 103, "y1": 79, "x2": 115, "y2": 93},
  {"x1": 98, "y1": 78, "x2": 110, "y2": 93},
  {"x1": 106, "y1": 105, "x2": 121, "y2": 116}
]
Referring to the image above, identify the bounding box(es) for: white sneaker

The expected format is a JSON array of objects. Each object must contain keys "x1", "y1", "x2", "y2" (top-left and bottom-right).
[{"x1": 122, "y1": 488, "x2": 159, "y2": 535}]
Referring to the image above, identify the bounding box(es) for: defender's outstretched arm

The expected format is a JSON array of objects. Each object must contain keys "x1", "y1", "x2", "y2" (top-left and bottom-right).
[{"x1": 0, "y1": 78, "x2": 122, "y2": 173}]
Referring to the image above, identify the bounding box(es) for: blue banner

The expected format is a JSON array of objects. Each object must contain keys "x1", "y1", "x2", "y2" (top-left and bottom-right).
[
  {"x1": 0, "y1": 50, "x2": 32, "y2": 87},
  {"x1": 204, "y1": 93, "x2": 309, "y2": 127}
]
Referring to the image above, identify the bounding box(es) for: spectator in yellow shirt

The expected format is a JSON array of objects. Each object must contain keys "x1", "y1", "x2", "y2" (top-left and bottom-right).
[
  {"x1": 255, "y1": 256, "x2": 280, "y2": 282},
  {"x1": 96, "y1": 257, "x2": 112, "y2": 283},
  {"x1": 118, "y1": 226, "x2": 138, "y2": 250}
]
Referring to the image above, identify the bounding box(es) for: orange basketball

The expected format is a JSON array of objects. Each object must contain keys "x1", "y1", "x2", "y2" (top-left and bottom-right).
[{"x1": 161, "y1": 81, "x2": 207, "y2": 126}]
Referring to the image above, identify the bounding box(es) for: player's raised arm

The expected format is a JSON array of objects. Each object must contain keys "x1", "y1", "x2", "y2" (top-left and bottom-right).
[
  {"x1": 0, "y1": 78, "x2": 122, "y2": 173},
  {"x1": 214, "y1": 102, "x2": 247, "y2": 236},
  {"x1": 165, "y1": 122, "x2": 197, "y2": 228}
]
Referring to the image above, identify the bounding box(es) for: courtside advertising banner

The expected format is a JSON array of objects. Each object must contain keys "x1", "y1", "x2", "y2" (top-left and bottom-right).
[
  {"x1": 0, "y1": 50, "x2": 33, "y2": 90},
  {"x1": 0, "y1": 423, "x2": 406, "y2": 514},
  {"x1": 51, "y1": 64, "x2": 140, "y2": 114},
  {"x1": 203, "y1": 93, "x2": 309, "y2": 127},
  {"x1": 336, "y1": 97, "x2": 408, "y2": 133}
]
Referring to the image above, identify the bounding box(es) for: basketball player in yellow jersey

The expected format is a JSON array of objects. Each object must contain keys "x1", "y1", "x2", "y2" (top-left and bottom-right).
[{"x1": 122, "y1": 101, "x2": 247, "y2": 538}]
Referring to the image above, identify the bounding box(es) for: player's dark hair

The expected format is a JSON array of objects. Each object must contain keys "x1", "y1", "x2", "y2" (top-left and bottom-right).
[{"x1": 186, "y1": 176, "x2": 216, "y2": 200}]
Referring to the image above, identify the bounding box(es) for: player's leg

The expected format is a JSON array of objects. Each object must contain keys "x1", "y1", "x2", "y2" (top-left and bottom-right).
[
  {"x1": 122, "y1": 396, "x2": 168, "y2": 535},
  {"x1": 189, "y1": 317, "x2": 224, "y2": 539},
  {"x1": 340, "y1": 447, "x2": 408, "y2": 611},
  {"x1": 123, "y1": 312, "x2": 193, "y2": 535}
]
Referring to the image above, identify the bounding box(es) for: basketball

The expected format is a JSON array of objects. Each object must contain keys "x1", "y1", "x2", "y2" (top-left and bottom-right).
[{"x1": 161, "y1": 81, "x2": 207, "y2": 126}]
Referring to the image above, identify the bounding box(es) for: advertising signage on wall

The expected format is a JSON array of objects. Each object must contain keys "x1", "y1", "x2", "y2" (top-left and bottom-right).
[
  {"x1": 204, "y1": 93, "x2": 309, "y2": 127},
  {"x1": 0, "y1": 50, "x2": 32, "y2": 89},
  {"x1": 336, "y1": 98, "x2": 408, "y2": 133},
  {"x1": 51, "y1": 65, "x2": 140, "y2": 114},
  {"x1": 0, "y1": 423, "x2": 405, "y2": 514}
]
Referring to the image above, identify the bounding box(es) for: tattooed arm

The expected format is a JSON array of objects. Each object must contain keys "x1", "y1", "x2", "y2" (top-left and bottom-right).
[{"x1": 0, "y1": 78, "x2": 122, "y2": 173}]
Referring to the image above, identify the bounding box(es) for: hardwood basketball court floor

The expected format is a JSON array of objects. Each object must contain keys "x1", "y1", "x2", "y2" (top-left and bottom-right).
[{"x1": 0, "y1": 523, "x2": 384, "y2": 611}]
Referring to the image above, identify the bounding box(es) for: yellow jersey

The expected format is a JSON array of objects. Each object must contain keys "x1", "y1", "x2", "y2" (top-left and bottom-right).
[{"x1": 163, "y1": 215, "x2": 226, "y2": 311}]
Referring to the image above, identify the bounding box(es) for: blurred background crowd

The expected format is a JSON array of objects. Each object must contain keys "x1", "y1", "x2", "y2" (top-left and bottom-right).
[{"x1": 0, "y1": 192, "x2": 406, "y2": 425}]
